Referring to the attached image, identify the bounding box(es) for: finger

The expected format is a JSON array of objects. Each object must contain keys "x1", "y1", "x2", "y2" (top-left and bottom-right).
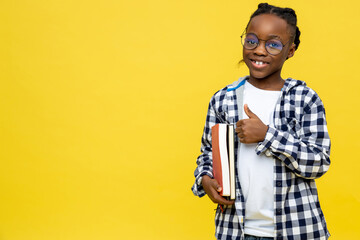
[
  {"x1": 237, "y1": 132, "x2": 244, "y2": 141},
  {"x1": 202, "y1": 178, "x2": 223, "y2": 204},
  {"x1": 208, "y1": 187, "x2": 224, "y2": 204},
  {"x1": 236, "y1": 127, "x2": 245, "y2": 138},
  {"x1": 207, "y1": 181, "x2": 235, "y2": 205},
  {"x1": 240, "y1": 138, "x2": 249, "y2": 144},
  {"x1": 211, "y1": 179, "x2": 222, "y2": 192},
  {"x1": 236, "y1": 119, "x2": 245, "y2": 129},
  {"x1": 239, "y1": 134, "x2": 249, "y2": 143},
  {"x1": 214, "y1": 195, "x2": 235, "y2": 205},
  {"x1": 244, "y1": 104, "x2": 259, "y2": 119}
]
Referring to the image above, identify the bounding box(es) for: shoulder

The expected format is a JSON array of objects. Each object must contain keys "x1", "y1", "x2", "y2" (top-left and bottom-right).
[
  {"x1": 284, "y1": 78, "x2": 322, "y2": 101},
  {"x1": 209, "y1": 76, "x2": 248, "y2": 107},
  {"x1": 226, "y1": 76, "x2": 248, "y2": 92},
  {"x1": 284, "y1": 78, "x2": 325, "y2": 110}
]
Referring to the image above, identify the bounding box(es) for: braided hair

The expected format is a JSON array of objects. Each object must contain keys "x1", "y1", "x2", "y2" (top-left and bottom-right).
[
  {"x1": 238, "y1": 3, "x2": 301, "y2": 64},
  {"x1": 247, "y1": 3, "x2": 300, "y2": 50}
]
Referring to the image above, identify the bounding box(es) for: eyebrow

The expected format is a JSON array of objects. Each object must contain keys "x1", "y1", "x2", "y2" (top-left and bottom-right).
[
  {"x1": 248, "y1": 32, "x2": 283, "y2": 40},
  {"x1": 267, "y1": 34, "x2": 282, "y2": 39}
]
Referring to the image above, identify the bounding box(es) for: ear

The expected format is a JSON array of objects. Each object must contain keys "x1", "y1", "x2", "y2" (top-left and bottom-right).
[{"x1": 286, "y1": 43, "x2": 296, "y2": 60}]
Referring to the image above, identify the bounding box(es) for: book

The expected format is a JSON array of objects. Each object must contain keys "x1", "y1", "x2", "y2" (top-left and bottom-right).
[{"x1": 211, "y1": 123, "x2": 235, "y2": 200}]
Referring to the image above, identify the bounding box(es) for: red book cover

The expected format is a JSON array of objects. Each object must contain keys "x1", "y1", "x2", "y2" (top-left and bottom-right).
[
  {"x1": 212, "y1": 124, "x2": 231, "y2": 197},
  {"x1": 212, "y1": 124, "x2": 223, "y2": 196}
]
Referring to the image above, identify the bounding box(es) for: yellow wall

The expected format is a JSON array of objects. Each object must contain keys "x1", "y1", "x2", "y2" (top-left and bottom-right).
[{"x1": 1, "y1": 0, "x2": 359, "y2": 239}]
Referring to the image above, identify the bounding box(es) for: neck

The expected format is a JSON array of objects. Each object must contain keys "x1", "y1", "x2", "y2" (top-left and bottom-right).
[{"x1": 248, "y1": 73, "x2": 284, "y2": 91}]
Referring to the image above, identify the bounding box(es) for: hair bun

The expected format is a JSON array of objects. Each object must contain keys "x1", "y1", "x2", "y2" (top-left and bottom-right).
[
  {"x1": 258, "y1": 3, "x2": 270, "y2": 9},
  {"x1": 284, "y1": 7, "x2": 296, "y2": 16}
]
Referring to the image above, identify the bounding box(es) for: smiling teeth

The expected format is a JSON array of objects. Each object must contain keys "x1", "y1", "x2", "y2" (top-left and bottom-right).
[{"x1": 256, "y1": 61, "x2": 264, "y2": 65}]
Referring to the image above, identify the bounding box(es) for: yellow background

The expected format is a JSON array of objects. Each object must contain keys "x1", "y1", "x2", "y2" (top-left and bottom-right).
[{"x1": 1, "y1": 0, "x2": 359, "y2": 239}]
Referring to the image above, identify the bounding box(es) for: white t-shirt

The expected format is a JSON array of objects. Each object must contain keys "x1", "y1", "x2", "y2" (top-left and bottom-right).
[{"x1": 237, "y1": 81, "x2": 281, "y2": 237}]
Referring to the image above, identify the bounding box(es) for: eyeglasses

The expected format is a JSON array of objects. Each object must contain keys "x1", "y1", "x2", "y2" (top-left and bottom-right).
[{"x1": 241, "y1": 32, "x2": 290, "y2": 55}]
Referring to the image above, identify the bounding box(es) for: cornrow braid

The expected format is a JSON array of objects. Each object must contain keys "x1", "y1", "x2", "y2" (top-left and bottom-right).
[{"x1": 294, "y1": 26, "x2": 301, "y2": 51}]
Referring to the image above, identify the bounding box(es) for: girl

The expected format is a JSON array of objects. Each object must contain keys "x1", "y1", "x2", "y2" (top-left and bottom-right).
[{"x1": 192, "y1": 3, "x2": 331, "y2": 240}]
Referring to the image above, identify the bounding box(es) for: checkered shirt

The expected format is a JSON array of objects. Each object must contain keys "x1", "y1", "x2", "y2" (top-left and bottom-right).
[{"x1": 192, "y1": 76, "x2": 331, "y2": 240}]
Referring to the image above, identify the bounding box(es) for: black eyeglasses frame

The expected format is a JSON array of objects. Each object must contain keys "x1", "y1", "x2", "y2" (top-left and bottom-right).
[{"x1": 240, "y1": 30, "x2": 292, "y2": 56}]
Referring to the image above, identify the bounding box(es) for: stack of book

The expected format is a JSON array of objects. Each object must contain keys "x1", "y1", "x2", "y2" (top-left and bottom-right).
[{"x1": 211, "y1": 123, "x2": 235, "y2": 200}]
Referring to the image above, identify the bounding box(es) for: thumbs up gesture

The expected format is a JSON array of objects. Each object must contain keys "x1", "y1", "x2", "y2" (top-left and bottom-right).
[{"x1": 235, "y1": 104, "x2": 268, "y2": 143}]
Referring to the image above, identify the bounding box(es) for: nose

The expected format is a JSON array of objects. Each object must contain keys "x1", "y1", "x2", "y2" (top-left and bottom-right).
[{"x1": 254, "y1": 40, "x2": 267, "y2": 56}]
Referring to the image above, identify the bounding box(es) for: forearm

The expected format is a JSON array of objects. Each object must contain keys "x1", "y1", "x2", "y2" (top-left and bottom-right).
[
  {"x1": 192, "y1": 109, "x2": 218, "y2": 196},
  {"x1": 192, "y1": 156, "x2": 213, "y2": 197},
  {"x1": 192, "y1": 109, "x2": 216, "y2": 197},
  {"x1": 192, "y1": 89, "x2": 229, "y2": 197},
  {"x1": 256, "y1": 125, "x2": 330, "y2": 179}
]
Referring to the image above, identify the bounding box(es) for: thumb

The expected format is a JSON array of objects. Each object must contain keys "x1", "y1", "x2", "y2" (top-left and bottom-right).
[
  {"x1": 213, "y1": 180, "x2": 222, "y2": 192},
  {"x1": 244, "y1": 104, "x2": 259, "y2": 119}
]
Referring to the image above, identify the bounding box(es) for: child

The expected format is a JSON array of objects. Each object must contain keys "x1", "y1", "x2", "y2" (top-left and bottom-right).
[{"x1": 192, "y1": 3, "x2": 331, "y2": 240}]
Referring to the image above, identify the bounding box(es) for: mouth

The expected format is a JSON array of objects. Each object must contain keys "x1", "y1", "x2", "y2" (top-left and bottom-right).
[{"x1": 250, "y1": 59, "x2": 269, "y2": 68}]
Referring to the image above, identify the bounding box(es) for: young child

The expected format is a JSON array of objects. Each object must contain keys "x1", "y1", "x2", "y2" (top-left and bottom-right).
[{"x1": 192, "y1": 3, "x2": 331, "y2": 240}]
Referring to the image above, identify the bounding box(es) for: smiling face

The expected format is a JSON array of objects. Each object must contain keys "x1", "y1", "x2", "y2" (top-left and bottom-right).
[{"x1": 243, "y1": 14, "x2": 296, "y2": 83}]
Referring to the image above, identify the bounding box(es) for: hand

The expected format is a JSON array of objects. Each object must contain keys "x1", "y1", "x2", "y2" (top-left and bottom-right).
[
  {"x1": 235, "y1": 104, "x2": 268, "y2": 143},
  {"x1": 201, "y1": 175, "x2": 235, "y2": 205}
]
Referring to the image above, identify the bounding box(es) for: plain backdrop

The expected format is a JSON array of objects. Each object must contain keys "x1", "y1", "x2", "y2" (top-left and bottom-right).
[{"x1": 1, "y1": 0, "x2": 359, "y2": 239}]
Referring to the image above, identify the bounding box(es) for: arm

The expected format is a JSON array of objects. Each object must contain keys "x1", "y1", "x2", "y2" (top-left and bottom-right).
[
  {"x1": 191, "y1": 92, "x2": 235, "y2": 205},
  {"x1": 256, "y1": 94, "x2": 331, "y2": 179},
  {"x1": 192, "y1": 97, "x2": 218, "y2": 197}
]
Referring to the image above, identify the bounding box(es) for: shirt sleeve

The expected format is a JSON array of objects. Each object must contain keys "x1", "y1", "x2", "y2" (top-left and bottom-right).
[
  {"x1": 255, "y1": 93, "x2": 331, "y2": 179},
  {"x1": 191, "y1": 93, "x2": 223, "y2": 197}
]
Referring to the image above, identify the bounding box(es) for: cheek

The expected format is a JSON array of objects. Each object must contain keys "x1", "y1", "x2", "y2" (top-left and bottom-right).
[
  {"x1": 242, "y1": 47, "x2": 249, "y2": 58},
  {"x1": 242, "y1": 49, "x2": 251, "y2": 63},
  {"x1": 282, "y1": 46, "x2": 293, "y2": 61},
  {"x1": 278, "y1": 54, "x2": 289, "y2": 65}
]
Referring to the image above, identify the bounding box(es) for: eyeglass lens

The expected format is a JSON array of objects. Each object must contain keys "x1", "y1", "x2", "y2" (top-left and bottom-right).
[{"x1": 242, "y1": 33, "x2": 283, "y2": 55}]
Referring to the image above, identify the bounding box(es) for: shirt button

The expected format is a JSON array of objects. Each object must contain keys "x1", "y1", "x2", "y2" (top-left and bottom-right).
[
  {"x1": 265, "y1": 149, "x2": 272, "y2": 157},
  {"x1": 277, "y1": 233, "x2": 282, "y2": 238},
  {"x1": 276, "y1": 181, "x2": 282, "y2": 187},
  {"x1": 276, "y1": 209, "x2": 282, "y2": 214}
]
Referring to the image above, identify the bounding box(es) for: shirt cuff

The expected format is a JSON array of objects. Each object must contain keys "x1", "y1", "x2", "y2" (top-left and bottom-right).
[
  {"x1": 255, "y1": 125, "x2": 277, "y2": 156},
  {"x1": 192, "y1": 171, "x2": 213, "y2": 197}
]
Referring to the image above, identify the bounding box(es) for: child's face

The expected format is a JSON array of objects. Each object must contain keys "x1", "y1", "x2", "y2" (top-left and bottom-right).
[{"x1": 243, "y1": 14, "x2": 296, "y2": 81}]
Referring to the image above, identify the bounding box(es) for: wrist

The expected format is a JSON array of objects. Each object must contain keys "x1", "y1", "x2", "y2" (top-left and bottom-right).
[
  {"x1": 201, "y1": 175, "x2": 212, "y2": 184},
  {"x1": 259, "y1": 124, "x2": 269, "y2": 142},
  {"x1": 198, "y1": 172, "x2": 213, "y2": 186}
]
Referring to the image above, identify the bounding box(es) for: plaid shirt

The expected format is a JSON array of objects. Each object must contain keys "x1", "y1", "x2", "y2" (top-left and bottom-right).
[{"x1": 192, "y1": 76, "x2": 331, "y2": 240}]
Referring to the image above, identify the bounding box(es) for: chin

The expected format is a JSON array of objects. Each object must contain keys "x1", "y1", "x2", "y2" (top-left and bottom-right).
[
  {"x1": 245, "y1": 62, "x2": 267, "y2": 79},
  {"x1": 249, "y1": 71, "x2": 269, "y2": 80}
]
